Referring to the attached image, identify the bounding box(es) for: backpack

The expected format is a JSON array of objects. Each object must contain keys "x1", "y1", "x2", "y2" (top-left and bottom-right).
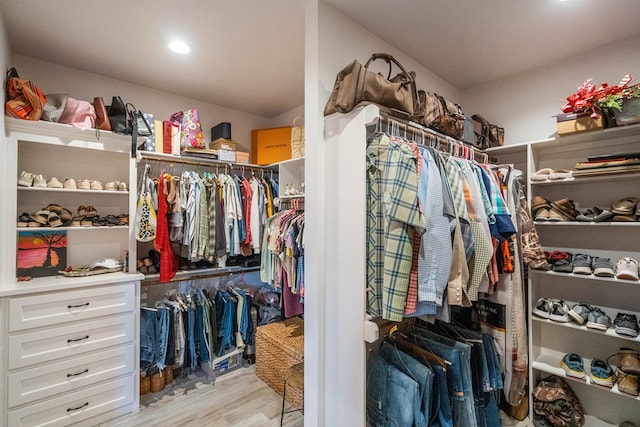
[{"x1": 533, "y1": 376, "x2": 585, "y2": 427}]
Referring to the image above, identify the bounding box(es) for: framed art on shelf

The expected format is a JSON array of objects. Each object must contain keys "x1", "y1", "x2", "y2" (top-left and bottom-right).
[{"x1": 17, "y1": 229, "x2": 67, "y2": 278}]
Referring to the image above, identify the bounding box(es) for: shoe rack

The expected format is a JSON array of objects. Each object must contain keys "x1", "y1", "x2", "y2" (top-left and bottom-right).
[{"x1": 487, "y1": 123, "x2": 640, "y2": 424}]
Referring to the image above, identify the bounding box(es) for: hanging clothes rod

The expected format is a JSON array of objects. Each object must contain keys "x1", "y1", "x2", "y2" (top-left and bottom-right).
[
  {"x1": 375, "y1": 112, "x2": 489, "y2": 164},
  {"x1": 136, "y1": 151, "x2": 277, "y2": 174}
]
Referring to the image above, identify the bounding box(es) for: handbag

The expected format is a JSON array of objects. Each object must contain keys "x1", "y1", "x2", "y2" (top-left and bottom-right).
[
  {"x1": 472, "y1": 114, "x2": 504, "y2": 149},
  {"x1": 324, "y1": 53, "x2": 419, "y2": 118},
  {"x1": 41, "y1": 93, "x2": 70, "y2": 122},
  {"x1": 5, "y1": 67, "x2": 47, "y2": 121},
  {"x1": 107, "y1": 96, "x2": 128, "y2": 134},
  {"x1": 417, "y1": 90, "x2": 465, "y2": 140},
  {"x1": 92, "y1": 97, "x2": 111, "y2": 131},
  {"x1": 169, "y1": 109, "x2": 205, "y2": 149},
  {"x1": 126, "y1": 102, "x2": 152, "y2": 137},
  {"x1": 58, "y1": 97, "x2": 96, "y2": 130},
  {"x1": 134, "y1": 164, "x2": 157, "y2": 243}
]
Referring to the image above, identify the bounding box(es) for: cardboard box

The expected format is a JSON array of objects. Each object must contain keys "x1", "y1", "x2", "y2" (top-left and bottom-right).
[
  {"x1": 236, "y1": 151, "x2": 249, "y2": 164},
  {"x1": 557, "y1": 112, "x2": 604, "y2": 135},
  {"x1": 251, "y1": 126, "x2": 292, "y2": 165},
  {"x1": 209, "y1": 138, "x2": 236, "y2": 151},
  {"x1": 216, "y1": 149, "x2": 236, "y2": 162}
]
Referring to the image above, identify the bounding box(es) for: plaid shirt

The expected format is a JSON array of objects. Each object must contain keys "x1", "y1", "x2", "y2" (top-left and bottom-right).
[{"x1": 366, "y1": 135, "x2": 424, "y2": 321}]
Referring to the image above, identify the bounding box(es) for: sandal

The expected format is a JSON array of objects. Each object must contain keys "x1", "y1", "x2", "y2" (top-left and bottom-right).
[
  {"x1": 534, "y1": 208, "x2": 550, "y2": 221},
  {"x1": 48, "y1": 212, "x2": 62, "y2": 227},
  {"x1": 77, "y1": 205, "x2": 98, "y2": 218},
  {"x1": 31, "y1": 209, "x2": 50, "y2": 225},
  {"x1": 550, "y1": 198, "x2": 579, "y2": 220},
  {"x1": 46, "y1": 203, "x2": 62, "y2": 214},
  {"x1": 531, "y1": 196, "x2": 551, "y2": 214},
  {"x1": 611, "y1": 197, "x2": 639, "y2": 215},
  {"x1": 59, "y1": 207, "x2": 73, "y2": 222}
]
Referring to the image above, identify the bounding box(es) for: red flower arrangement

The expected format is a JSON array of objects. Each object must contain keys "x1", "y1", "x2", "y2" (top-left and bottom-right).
[{"x1": 561, "y1": 74, "x2": 633, "y2": 119}]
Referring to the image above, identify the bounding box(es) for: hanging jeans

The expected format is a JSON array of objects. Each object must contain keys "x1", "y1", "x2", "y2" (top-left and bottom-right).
[
  {"x1": 431, "y1": 365, "x2": 454, "y2": 427},
  {"x1": 140, "y1": 308, "x2": 157, "y2": 372},
  {"x1": 410, "y1": 333, "x2": 477, "y2": 427},
  {"x1": 194, "y1": 302, "x2": 210, "y2": 364},
  {"x1": 215, "y1": 291, "x2": 236, "y2": 357},
  {"x1": 380, "y1": 342, "x2": 432, "y2": 426},
  {"x1": 367, "y1": 352, "x2": 419, "y2": 427}
]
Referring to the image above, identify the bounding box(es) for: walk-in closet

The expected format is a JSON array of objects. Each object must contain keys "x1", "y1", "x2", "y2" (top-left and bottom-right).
[{"x1": 1, "y1": 1, "x2": 640, "y2": 426}]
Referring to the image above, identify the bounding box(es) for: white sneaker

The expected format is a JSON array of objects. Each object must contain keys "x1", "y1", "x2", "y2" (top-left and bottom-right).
[
  {"x1": 18, "y1": 171, "x2": 34, "y2": 187},
  {"x1": 63, "y1": 178, "x2": 77, "y2": 189},
  {"x1": 32, "y1": 174, "x2": 47, "y2": 188},
  {"x1": 616, "y1": 257, "x2": 639, "y2": 281},
  {"x1": 47, "y1": 177, "x2": 63, "y2": 188}
]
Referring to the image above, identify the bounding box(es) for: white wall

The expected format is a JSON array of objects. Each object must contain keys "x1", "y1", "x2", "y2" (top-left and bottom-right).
[
  {"x1": 318, "y1": 2, "x2": 461, "y2": 111},
  {"x1": 12, "y1": 54, "x2": 274, "y2": 152},
  {"x1": 462, "y1": 33, "x2": 640, "y2": 144}
]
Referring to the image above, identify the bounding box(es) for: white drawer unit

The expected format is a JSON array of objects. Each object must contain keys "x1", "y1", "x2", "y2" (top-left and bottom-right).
[
  {"x1": 8, "y1": 312, "x2": 134, "y2": 370},
  {"x1": 8, "y1": 343, "x2": 134, "y2": 408},
  {"x1": 7, "y1": 376, "x2": 135, "y2": 427},
  {"x1": 9, "y1": 283, "x2": 135, "y2": 332}
]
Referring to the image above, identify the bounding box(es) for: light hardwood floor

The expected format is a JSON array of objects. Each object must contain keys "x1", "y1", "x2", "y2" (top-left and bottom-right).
[{"x1": 99, "y1": 365, "x2": 303, "y2": 427}]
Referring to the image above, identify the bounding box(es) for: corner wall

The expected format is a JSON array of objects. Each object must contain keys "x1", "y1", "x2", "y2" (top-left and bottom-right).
[{"x1": 462, "y1": 34, "x2": 640, "y2": 144}]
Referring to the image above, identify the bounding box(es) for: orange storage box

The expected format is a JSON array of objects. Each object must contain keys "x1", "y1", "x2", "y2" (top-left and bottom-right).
[{"x1": 251, "y1": 126, "x2": 292, "y2": 165}]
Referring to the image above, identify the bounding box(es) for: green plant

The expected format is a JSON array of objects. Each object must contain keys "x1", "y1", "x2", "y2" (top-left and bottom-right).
[{"x1": 597, "y1": 87, "x2": 640, "y2": 112}]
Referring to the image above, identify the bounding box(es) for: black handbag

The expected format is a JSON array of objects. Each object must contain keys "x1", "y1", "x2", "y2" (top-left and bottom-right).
[{"x1": 107, "y1": 96, "x2": 128, "y2": 134}]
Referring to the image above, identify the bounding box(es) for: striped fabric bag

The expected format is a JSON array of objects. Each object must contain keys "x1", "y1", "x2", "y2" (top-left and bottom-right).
[{"x1": 5, "y1": 68, "x2": 46, "y2": 120}]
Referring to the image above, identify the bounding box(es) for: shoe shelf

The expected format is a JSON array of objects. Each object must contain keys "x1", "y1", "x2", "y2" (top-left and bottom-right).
[
  {"x1": 532, "y1": 349, "x2": 640, "y2": 402},
  {"x1": 15, "y1": 225, "x2": 128, "y2": 232},
  {"x1": 530, "y1": 172, "x2": 640, "y2": 186},
  {"x1": 532, "y1": 316, "x2": 640, "y2": 345},
  {"x1": 529, "y1": 269, "x2": 640, "y2": 285},
  {"x1": 17, "y1": 187, "x2": 128, "y2": 195}
]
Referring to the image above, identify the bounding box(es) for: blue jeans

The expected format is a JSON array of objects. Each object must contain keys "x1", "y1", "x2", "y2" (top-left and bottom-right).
[
  {"x1": 410, "y1": 333, "x2": 477, "y2": 427},
  {"x1": 431, "y1": 365, "x2": 453, "y2": 427},
  {"x1": 195, "y1": 303, "x2": 210, "y2": 364},
  {"x1": 380, "y1": 342, "x2": 432, "y2": 426},
  {"x1": 156, "y1": 306, "x2": 170, "y2": 370},
  {"x1": 482, "y1": 333, "x2": 503, "y2": 391},
  {"x1": 186, "y1": 306, "x2": 197, "y2": 368},
  {"x1": 367, "y1": 352, "x2": 418, "y2": 427},
  {"x1": 215, "y1": 291, "x2": 236, "y2": 357},
  {"x1": 140, "y1": 308, "x2": 157, "y2": 369}
]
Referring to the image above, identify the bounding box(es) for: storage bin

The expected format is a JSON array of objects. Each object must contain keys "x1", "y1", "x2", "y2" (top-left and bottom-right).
[
  {"x1": 255, "y1": 317, "x2": 304, "y2": 407},
  {"x1": 613, "y1": 97, "x2": 640, "y2": 126}
]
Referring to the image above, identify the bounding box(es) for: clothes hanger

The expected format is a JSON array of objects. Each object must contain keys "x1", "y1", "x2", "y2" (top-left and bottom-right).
[{"x1": 393, "y1": 333, "x2": 450, "y2": 368}]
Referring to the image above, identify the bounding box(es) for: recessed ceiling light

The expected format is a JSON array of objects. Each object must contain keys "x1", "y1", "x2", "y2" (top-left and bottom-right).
[{"x1": 168, "y1": 41, "x2": 190, "y2": 54}]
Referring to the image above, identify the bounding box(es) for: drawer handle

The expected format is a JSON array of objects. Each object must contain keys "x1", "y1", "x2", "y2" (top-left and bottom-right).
[
  {"x1": 67, "y1": 335, "x2": 89, "y2": 343},
  {"x1": 67, "y1": 302, "x2": 90, "y2": 309},
  {"x1": 67, "y1": 402, "x2": 89, "y2": 412},
  {"x1": 66, "y1": 368, "x2": 89, "y2": 378}
]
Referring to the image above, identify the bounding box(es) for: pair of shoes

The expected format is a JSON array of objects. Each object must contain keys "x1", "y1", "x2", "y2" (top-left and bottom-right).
[
  {"x1": 615, "y1": 257, "x2": 639, "y2": 281},
  {"x1": 611, "y1": 197, "x2": 639, "y2": 221},
  {"x1": 575, "y1": 206, "x2": 615, "y2": 222},
  {"x1": 105, "y1": 180, "x2": 128, "y2": 191},
  {"x1": 77, "y1": 179, "x2": 105, "y2": 191},
  {"x1": 46, "y1": 204, "x2": 72, "y2": 223},
  {"x1": 549, "y1": 198, "x2": 579, "y2": 221},
  {"x1": 531, "y1": 168, "x2": 574, "y2": 182},
  {"x1": 47, "y1": 177, "x2": 63, "y2": 188},
  {"x1": 533, "y1": 298, "x2": 570, "y2": 322},
  {"x1": 77, "y1": 205, "x2": 98, "y2": 218},
  {"x1": 532, "y1": 196, "x2": 552, "y2": 221},
  {"x1": 609, "y1": 348, "x2": 640, "y2": 396},
  {"x1": 571, "y1": 254, "x2": 614, "y2": 277},
  {"x1": 560, "y1": 353, "x2": 616, "y2": 386},
  {"x1": 63, "y1": 178, "x2": 77, "y2": 189},
  {"x1": 613, "y1": 313, "x2": 640, "y2": 337},
  {"x1": 18, "y1": 171, "x2": 47, "y2": 188},
  {"x1": 545, "y1": 251, "x2": 573, "y2": 273},
  {"x1": 567, "y1": 302, "x2": 611, "y2": 329},
  {"x1": 29, "y1": 208, "x2": 63, "y2": 227}
]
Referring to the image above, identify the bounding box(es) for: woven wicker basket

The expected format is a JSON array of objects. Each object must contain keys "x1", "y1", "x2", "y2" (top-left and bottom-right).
[
  {"x1": 150, "y1": 372, "x2": 165, "y2": 393},
  {"x1": 140, "y1": 375, "x2": 151, "y2": 396},
  {"x1": 256, "y1": 317, "x2": 304, "y2": 407},
  {"x1": 163, "y1": 366, "x2": 174, "y2": 384}
]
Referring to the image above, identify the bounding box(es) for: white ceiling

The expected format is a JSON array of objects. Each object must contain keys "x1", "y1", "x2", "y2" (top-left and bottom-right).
[{"x1": 2, "y1": 0, "x2": 640, "y2": 118}]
